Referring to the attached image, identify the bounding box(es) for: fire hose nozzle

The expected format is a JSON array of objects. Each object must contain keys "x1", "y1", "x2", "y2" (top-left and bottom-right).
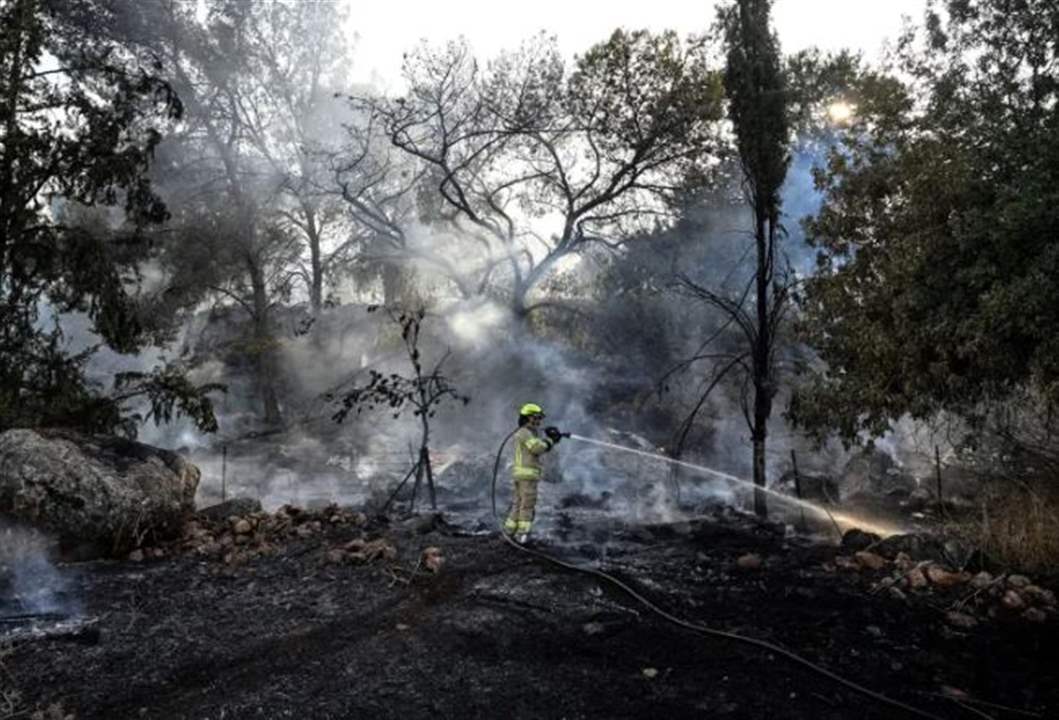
[{"x1": 544, "y1": 426, "x2": 569, "y2": 442}]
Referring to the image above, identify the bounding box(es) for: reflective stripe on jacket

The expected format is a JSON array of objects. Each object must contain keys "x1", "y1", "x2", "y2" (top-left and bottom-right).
[{"x1": 513, "y1": 426, "x2": 551, "y2": 480}]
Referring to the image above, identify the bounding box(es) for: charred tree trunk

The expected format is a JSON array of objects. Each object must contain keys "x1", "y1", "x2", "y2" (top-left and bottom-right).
[
  {"x1": 722, "y1": 0, "x2": 790, "y2": 519},
  {"x1": 382, "y1": 263, "x2": 405, "y2": 306},
  {"x1": 0, "y1": 2, "x2": 25, "y2": 274},
  {"x1": 752, "y1": 212, "x2": 771, "y2": 518},
  {"x1": 248, "y1": 251, "x2": 282, "y2": 427},
  {"x1": 308, "y1": 225, "x2": 323, "y2": 317},
  {"x1": 418, "y1": 397, "x2": 437, "y2": 510},
  {"x1": 510, "y1": 278, "x2": 530, "y2": 325},
  {"x1": 297, "y1": 193, "x2": 325, "y2": 319}
]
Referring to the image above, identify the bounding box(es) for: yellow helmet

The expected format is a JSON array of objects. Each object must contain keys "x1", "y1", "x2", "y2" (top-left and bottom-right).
[{"x1": 519, "y1": 403, "x2": 545, "y2": 417}]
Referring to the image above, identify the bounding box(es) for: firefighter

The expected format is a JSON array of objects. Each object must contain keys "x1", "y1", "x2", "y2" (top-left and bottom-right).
[{"x1": 504, "y1": 403, "x2": 563, "y2": 543}]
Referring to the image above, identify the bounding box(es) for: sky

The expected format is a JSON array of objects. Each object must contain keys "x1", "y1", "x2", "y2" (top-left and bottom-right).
[{"x1": 344, "y1": 0, "x2": 929, "y2": 89}]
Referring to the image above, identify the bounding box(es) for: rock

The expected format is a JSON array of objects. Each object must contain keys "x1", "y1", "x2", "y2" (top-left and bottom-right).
[
  {"x1": 841, "y1": 529, "x2": 881, "y2": 553},
  {"x1": 435, "y1": 455, "x2": 496, "y2": 497},
  {"x1": 888, "y1": 587, "x2": 907, "y2": 601},
  {"x1": 946, "y1": 611, "x2": 978, "y2": 629},
  {"x1": 641, "y1": 668, "x2": 658, "y2": 679},
  {"x1": 1001, "y1": 589, "x2": 1026, "y2": 611},
  {"x1": 1007, "y1": 575, "x2": 1031, "y2": 589},
  {"x1": 348, "y1": 538, "x2": 397, "y2": 563},
  {"x1": 0, "y1": 429, "x2": 199, "y2": 557},
  {"x1": 278, "y1": 504, "x2": 303, "y2": 520},
  {"x1": 736, "y1": 553, "x2": 762, "y2": 570},
  {"x1": 908, "y1": 487, "x2": 933, "y2": 504},
  {"x1": 776, "y1": 470, "x2": 840, "y2": 504},
  {"x1": 875, "y1": 533, "x2": 958, "y2": 567},
  {"x1": 970, "y1": 571, "x2": 994, "y2": 589},
  {"x1": 582, "y1": 622, "x2": 605, "y2": 635},
  {"x1": 854, "y1": 551, "x2": 887, "y2": 571},
  {"x1": 232, "y1": 519, "x2": 253, "y2": 535},
  {"x1": 1023, "y1": 585, "x2": 1057, "y2": 607},
  {"x1": 941, "y1": 538, "x2": 976, "y2": 570},
  {"x1": 421, "y1": 546, "x2": 444, "y2": 573},
  {"x1": 925, "y1": 565, "x2": 968, "y2": 587},
  {"x1": 840, "y1": 448, "x2": 916, "y2": 499},
  {"x1": 834, "y1": 555, "x2": 858, "y2": 571},
  {"x1": 196, "y1": 498, "x2": 262, "y2": 523},
  {"x1": 894, "y1": 552, "x2": 915, "y2": 572},
  {"x1": 906, "y1": 567, "x2": 929, "y2": 590},
  {"x1": 127, "y1": 549, "x2": 144, "y2": 562},
  {"x1": 325, "y1": 549, "x2": 346, "y2": 564},
  {"x1": 401, "y1": 513, "x2": 442, "y2": 535},
  {"x1": 1022, "y1": 608, "x2": 1047, "y2": 623}
]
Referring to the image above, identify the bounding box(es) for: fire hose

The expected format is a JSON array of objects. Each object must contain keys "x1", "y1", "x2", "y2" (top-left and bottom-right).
[{"x1": 490, "y1": 427, "x2": 948, "y2": 720}]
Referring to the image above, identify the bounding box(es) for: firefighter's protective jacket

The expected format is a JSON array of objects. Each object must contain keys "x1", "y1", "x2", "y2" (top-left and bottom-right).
[{"x1": 512, "y1": 426, "x2": 551, "y2": 480}]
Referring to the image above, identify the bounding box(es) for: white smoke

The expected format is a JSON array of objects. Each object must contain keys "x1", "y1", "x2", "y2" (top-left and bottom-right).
[
  {"x1": 0, "y1": 523, "x2": 78, "y2": 617},
  {"x1": 444, "y1": 299, "x2": 509, "y2": 348}
]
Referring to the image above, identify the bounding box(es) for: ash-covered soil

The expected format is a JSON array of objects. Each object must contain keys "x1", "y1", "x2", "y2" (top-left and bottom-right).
[{"x1": 8, "y1": 509, "x2": 1058, "y2": 720}]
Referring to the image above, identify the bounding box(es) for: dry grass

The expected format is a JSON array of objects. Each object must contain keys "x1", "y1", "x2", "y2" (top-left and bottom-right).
[{"x1": 948, "y1": 481, "x2": 1059, "y2": 574}]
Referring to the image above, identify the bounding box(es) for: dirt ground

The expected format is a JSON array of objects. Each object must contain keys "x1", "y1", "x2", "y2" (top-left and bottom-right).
[{"x1": 7, "y1": 509, "x2": 1059, "y2": 720}]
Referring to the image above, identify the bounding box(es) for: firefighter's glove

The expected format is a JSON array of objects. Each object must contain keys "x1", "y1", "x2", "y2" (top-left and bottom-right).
[{"x1": 544, "y1": 426, "x2": 563, "y2": 444}]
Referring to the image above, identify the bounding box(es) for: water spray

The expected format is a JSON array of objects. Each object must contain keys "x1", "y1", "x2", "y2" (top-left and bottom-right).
[{"x1": 566, "y1": 433, "x2": 904, "y2": 538}]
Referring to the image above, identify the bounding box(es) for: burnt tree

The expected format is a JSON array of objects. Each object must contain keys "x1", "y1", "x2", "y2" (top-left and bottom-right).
[
  {"x1": 329, "y1": 306, "x2": 469, "y2": 512},
  {"x1": 723, "y1": 0, "x2": 790, "y2": 517},
  {"x1": 676, "y1": 0, "x2": 792, "y2": 518}
]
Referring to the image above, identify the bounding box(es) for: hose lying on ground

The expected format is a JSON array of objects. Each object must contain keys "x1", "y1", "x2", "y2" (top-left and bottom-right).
[{"x1": 490, "y1": 429, "x2": 949, "y2": 720}]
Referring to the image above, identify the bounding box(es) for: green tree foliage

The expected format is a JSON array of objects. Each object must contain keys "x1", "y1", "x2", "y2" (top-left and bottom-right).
[
  {"x1": 0, "y1": 0, "x2": 219, "y2": 435},
  {"x1": 791, "y1": 0, "x2": 1059, "y2": 444},
  {"x1": 142, "y1": 0, "x2": 352, "y2": 427},
  {"x1": 723, "y1": 0, "x2": 789, "y2": 217}
]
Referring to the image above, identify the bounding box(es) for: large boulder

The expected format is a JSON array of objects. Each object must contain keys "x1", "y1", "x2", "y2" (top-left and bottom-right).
[
  {"x1": 775, "y1": 469, "x2": 840, "y2": 504},
  {"x1": 435, "y1": 454, "x2": 496, "y2": 498},
  {"x1": 840, "y1": 448, "x2": 918, "y2": 499},
  {"x1": 0, "y1": 429, "x2": 200, "y2": 557}
]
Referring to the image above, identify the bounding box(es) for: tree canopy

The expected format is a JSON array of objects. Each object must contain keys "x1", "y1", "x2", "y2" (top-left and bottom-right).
[
  {"x1": 371, "y1": 30, "x2": 726, "y2": 316},
  {"x1": 791, "y1": 0, "x2": 1059, "y2": 443},
  {"x1": 0, "y1": 0, "x2": 218, "y2": 435}
]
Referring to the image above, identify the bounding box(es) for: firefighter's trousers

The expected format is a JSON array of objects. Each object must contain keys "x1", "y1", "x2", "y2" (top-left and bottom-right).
[{"x1": 504, "y1": 475, "x2": 539, "y2": 535}]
